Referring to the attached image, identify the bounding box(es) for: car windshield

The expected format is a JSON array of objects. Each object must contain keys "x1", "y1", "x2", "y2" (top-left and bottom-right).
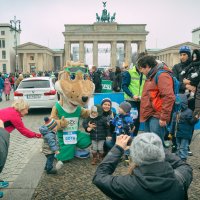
[{"x1": 18, "y1": 80, "x2": 50, "y2": 89}]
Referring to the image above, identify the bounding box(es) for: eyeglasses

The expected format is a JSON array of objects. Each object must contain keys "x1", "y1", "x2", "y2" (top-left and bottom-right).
[{"x1": 64, "y1": 66, "x2": 88, "y2": 74}]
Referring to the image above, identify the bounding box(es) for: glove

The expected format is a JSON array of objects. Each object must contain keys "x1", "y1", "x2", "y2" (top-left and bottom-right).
[
  {"x1": 191, "y1": 72, "x2": 198, "y2": 78},
  {"x1": 60, "y1": 116, "x2": 68, "y2": 128},
  {"x1": 35, "y1": 133, "x2": 42, "y2": 138},
  {"x1": 180, "y1": 71, "x2": 185, "y2": 75}
]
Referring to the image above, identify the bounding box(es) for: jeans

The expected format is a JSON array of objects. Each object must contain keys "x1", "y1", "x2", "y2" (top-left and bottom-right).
[
  {"x1": 176, "y1": 138, "x2": 189, "y2": 160},
  {"x1": 45, "y1": 154, "x2": 55, "y2": 172},
  {"x1": 144, "y1": 117, "x2": 167, "y2": 146}
]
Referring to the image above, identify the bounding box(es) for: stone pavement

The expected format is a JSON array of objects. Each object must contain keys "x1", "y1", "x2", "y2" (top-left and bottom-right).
[
  {"x1": 1, "y1": 93, "x2": 200, "y2": 199},
  {"x1": 32, "y1": 131, "x2": 200, "y2": 200},
  {"x1": 0, "y1": 92, "x2": 47, "y2": 199}
]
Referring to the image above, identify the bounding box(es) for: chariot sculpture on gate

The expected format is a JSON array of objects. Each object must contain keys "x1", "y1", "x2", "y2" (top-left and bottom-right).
[{"x1": 95, "y1": 2, "x2": 116, "y2": 23}]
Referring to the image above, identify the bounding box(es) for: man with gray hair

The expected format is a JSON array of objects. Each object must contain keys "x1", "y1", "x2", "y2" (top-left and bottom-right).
[{"x1": 93, "y1": 133, "x2": 192, "y2": 200}]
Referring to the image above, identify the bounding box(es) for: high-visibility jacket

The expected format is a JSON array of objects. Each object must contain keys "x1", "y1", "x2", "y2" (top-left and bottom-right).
[{"x1": 124, "y1": 66, "x2": 146, "y2": 101}]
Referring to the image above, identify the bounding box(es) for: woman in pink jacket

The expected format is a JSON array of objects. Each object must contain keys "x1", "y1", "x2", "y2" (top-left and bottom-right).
[
  {"x1": 3, "y1": 78, "x2": 12, "y2": 101},
  {"x1": 0, "y1": 99, "x2": 41, "y2": 138}
]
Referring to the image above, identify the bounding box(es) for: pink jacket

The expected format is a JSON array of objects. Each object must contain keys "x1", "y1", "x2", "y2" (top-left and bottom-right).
[
  {"x1": 4, "y1": 78, "x2": 12, "y2": 95},
  {"x1": 0, "y1": 107, "x2": 37, "y2": 138}
]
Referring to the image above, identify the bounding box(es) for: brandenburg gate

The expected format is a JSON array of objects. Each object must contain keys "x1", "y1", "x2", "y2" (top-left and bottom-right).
[{"x1": 63, "y1": 3, "x2": 148, "y2": 67}]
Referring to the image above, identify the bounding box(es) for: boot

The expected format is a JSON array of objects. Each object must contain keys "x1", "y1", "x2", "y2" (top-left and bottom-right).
[
  {"x1": 91, "y1": 152, "x2": 98, "y2": 165},
  {"x1": 98, "y1": 152, "x2": 104, "y2": 162}
]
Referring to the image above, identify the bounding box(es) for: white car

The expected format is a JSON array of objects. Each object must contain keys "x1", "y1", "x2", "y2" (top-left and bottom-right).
[{"x1": 14, "y1": 77, "x2": 58, "y2": 109}]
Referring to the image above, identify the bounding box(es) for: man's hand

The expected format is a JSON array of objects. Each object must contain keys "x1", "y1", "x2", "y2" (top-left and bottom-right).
[
  {"x1": 133, "y1": 96, "x2": 139, "y2": 101},
  {"x1": 159, "y1": 120, "x2": 167, "y2": 127},
  {"x1": 116, "y1": 135, "x2": 131, "y2": 150},
  {"x1": 60, "y1": 116, "x2": 68, "y2": 128},
  {"x1": 0, "y1": 120, "x2": 4, "y2": 128}
]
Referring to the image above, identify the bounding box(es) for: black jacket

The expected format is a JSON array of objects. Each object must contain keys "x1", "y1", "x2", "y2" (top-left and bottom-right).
[
  {"x1": 82, "y1": 116, "x2": 110, "y2": 140},
  {"x1": 92, "y1": 70, "x2": 102, "y2": 93},
  {"x1": 195, "y1": 81, "x2": 200, "y2": 115},
  {"x1": 93, "y1": 145, "x2": 193, "y2": 200},
  {"x1": 172, "y1": 59, "x2": 191, "y2": 93}
]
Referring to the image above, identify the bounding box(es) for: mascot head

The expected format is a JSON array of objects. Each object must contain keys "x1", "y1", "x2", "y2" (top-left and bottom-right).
[{"x1": 55, "y1": 61, "x2": 95, "y2": 111}]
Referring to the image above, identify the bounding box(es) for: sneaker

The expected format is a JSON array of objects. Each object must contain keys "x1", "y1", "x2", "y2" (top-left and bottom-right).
[
  {"x1": 46, "y1": 169, "x2": 57, "y2": 174},
  {"x1": 0, "y1": 191, "x2": 3, "y2": 198},
  {"x1": 56, "y1": 161, "x2": 64, "y2": 170},
  {"x1": 75, "y1": 150, "x2": 90, "y2": 159},
  {"x1": 171, "y1": 145, "x2": 177, "y2": 153},
  {"x1": 0, "y1": 181, "x2": 9, "y2": 188},
  {"x1": 188, "y1": 151, "x2": 193, "y2": 156}
]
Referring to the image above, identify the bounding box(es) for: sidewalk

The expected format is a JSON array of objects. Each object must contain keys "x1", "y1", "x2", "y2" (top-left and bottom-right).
[
  {"x1": 0, "y1": 93, "x2": 45, "y2": 200},
  {"x1": 32, "y1": 131, "x2": 200, "y2": 200}
]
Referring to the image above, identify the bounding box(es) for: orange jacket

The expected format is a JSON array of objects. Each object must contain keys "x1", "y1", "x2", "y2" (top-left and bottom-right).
[{"x1": 140, "y1": 65, "x2": 175, "y2": 123}]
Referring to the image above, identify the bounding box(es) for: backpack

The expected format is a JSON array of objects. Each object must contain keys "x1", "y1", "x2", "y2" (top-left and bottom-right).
[{"x1": 154, "y1": 68, "x2": 181, "y2": 114}]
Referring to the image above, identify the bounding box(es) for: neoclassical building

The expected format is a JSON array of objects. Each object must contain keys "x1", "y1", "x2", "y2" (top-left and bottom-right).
[{"x1": 17, "y1": 42, "x2": 64, "y2": 73}]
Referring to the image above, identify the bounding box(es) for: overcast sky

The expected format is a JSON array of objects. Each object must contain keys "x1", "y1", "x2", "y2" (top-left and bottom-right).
[{"x1": 1, "y1": 0, "x2": 200, "y2": 50}]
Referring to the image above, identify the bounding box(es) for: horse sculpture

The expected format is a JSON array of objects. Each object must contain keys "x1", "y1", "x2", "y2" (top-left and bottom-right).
[
  {"x1": 96, "y1": 13, "x2": 100, "y2": 22},
  {"x1": 111, "y1": 12, "x2": 116, "y2": 22}
]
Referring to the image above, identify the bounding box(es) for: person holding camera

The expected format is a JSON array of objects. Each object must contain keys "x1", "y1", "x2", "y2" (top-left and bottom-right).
[{"x1": 93, "y1": 133, "x2": 192, "y2": 200}]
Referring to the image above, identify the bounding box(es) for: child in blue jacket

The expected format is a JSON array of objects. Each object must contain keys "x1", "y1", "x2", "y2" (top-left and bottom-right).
[
  {"x1": 39, "y1": 117, "x2": 60, "y2": 174},
  {"x1": 171, "y1": 94, "x2": 199, "y2": 161}
]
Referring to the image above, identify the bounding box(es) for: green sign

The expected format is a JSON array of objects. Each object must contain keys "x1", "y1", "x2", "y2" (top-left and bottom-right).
[{"x1": 102, "y1": 80, "x2": 112, "y2": 93}]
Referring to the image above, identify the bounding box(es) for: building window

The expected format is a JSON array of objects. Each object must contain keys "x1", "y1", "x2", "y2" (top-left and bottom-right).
[
  {"x1": 30, "y1": 55, "x2": 34, "y2": 60},
  {"x1": 1, "y1": 31, "x2": 5, "y2": 35},
  {"x1": 0, "y1": 39, "x2": 5, "y2": 48},
  {"x1": 2, "y1": 64, "x2": 6, "y2": 73},
  {"x1": 2, "y1": 51, "x2": 6, "y2": 59}
]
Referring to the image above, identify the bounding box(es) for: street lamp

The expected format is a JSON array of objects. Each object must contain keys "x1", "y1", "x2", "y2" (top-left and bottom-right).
[{"x1": 10, "y1": 16, "x2": 21, "y2": 73}]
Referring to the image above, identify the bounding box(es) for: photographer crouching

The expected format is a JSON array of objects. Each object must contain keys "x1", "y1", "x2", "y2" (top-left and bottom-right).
[{"x1": 93, "y1": 133, "x2": 192, "y2": 200}]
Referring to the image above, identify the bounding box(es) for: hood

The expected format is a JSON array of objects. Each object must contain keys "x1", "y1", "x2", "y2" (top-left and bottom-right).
[
  {"x1": 192, "y1": 49, "x2": 200, "y2": 62},
  {"x1": 134, "y1": 162, "x2": 176, "y2": 192},
  {"x1": 147, "y1": 63, "x2": 172, "y2": 79},
  {"x1": 39, "y1": 125, "x2": 49, "y2": 136},
  {"x1": 179, "y1": 93, "x2": 188, "y2": 110}
]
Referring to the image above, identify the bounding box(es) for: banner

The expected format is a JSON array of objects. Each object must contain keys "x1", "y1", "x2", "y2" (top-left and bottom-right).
[
  {"x1": 101, "y1": 80, "x2": 112, "y2": 93},
  {"x1": 88, "y1": 92, "x2": 124, "y2": 114}
]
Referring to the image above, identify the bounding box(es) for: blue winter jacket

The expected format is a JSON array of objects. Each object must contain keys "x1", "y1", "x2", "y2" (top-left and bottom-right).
[
  {"x1": 39, "y1": 125, "x2": 59, "y2": 154},
  {"x1": 171, "y1": 94, "x2": 198, "y2": 139}
]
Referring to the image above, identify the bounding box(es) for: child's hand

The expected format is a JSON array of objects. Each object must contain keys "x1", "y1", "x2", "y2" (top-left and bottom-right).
[
  {"x1": 55, "y1": 150, "x2": 60, "y2": 155},
  {"x1": 183, "y1": 78, "x2": 190, "y2": 85},
  {"x1": 87, "y1": 127, "x2": 92, "y2": 132},
  {"x1": 88, "y1": 121, "x2": 96, "y2": 129}
]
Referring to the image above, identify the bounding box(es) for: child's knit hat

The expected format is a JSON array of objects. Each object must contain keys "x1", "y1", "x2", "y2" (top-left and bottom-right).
[
  {"x1": 119, "y1": 102, "x2": 132, "y2": 113},
  {"x1": 90, "y1": 105, "x2": 103, "y2": 118},
  {"x1": 44, "y1": 117, "x2": 57, "y2": 130}
]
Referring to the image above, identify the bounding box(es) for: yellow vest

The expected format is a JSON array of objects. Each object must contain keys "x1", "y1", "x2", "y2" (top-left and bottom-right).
[{"x1": 124, "y1": 66, "x2": 146, "y2": 100}]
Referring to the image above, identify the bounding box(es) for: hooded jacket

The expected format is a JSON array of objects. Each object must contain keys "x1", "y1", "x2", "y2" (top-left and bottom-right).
[
  {"x1": 171, "y1": 94, "x2": 198, "y2": 139},
  {"x1": 39, "y1": 125, "x2": 59, "y2": 155},
  {"x1": 140, "y1": 64, "x2": 175, "y2": 122},
  {"x1": 93, "y1": 145, "x2": 192, "y2": 200}
]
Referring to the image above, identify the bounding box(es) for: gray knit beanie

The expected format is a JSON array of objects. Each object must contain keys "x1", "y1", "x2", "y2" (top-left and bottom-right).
[
  {"x1": 130, "y1": 132, "x2": 165, "y2": 166},
  {"x1": 119, "y1": 102, "x2": 132, "y2": 113}
]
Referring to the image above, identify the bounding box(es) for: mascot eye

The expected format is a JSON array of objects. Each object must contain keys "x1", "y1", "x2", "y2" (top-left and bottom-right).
[{"x1": 71, "y1": 96, "x2": 73, "y2": 98}]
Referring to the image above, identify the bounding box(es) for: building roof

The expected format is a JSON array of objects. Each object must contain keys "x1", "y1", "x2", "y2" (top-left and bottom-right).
[{"x1": 192, "y1": 27, "x2": 200, "y2": 33}]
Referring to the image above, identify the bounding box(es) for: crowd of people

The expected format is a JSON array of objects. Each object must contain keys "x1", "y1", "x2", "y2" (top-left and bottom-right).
[{"x1": 0, "y1": 46, "x2": 200, "y2": 199}]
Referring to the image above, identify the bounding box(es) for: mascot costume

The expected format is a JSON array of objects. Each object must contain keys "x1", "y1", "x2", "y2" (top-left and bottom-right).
[{"x1": 51, "y1": 61, "x2": 95, "y2": 163}]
